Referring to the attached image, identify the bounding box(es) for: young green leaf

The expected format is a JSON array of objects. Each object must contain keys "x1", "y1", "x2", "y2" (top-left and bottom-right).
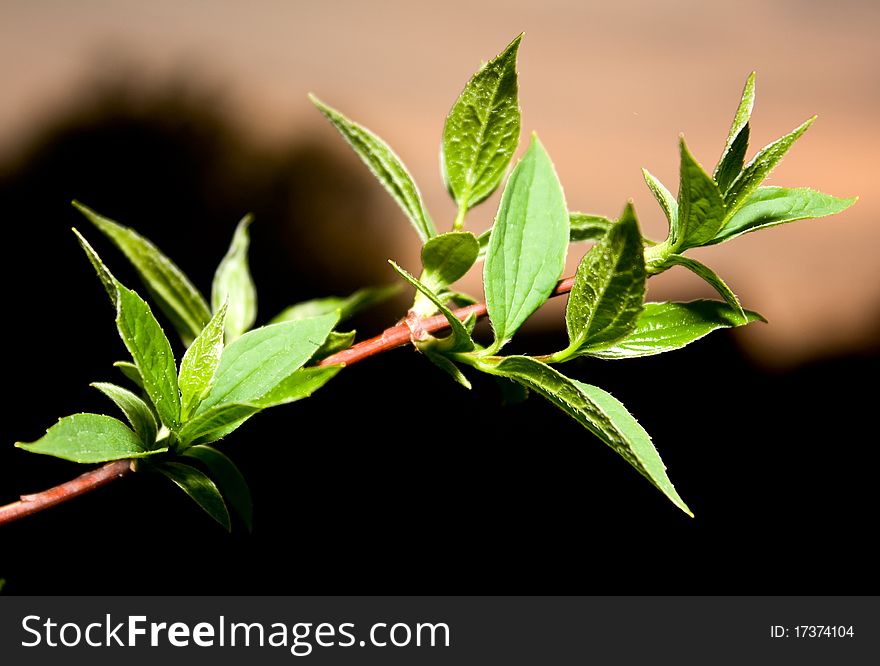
[
  {"x1": 724, "y1": 117, "x2": 815, "y2": 214},
  {"x1": 674, "y1": 139, "x2": 727, "y2": 251},
  {"x1": 180, "y1": 366, "x2": 341, "y2": 446},
  {"x1": 714, "y1": 72, "x2": 755, "y2": 192},
  {"x1": 309, "y1": 95, "x2": 436, "y2": 242},
  {"x1": 73, "y1": 201, "x2": 211, "y2": 345},
  {"x1": 197, "y1": 313, "x2": 338, "y2": 412},
  {"x1": 212, "y1": 215, "x2": 257, "y2": 342},
  {"x1": 72, "y1": 228, "x2": 117, "y2": 304},
  {"x1": 424, "y1": 351, "x2": 472, "y2": 390},
  {"x1": 91, "y1": 382, "x2": 158, "y2": 448},
  {"x1": 569, "y1": 212, "x2": 615, "y2": 242},
  {"x1": 179, "y1": 303, "x2": 228, "y2": 421},
  {"x1": 665, "y1": 254, "x2": 745, "y2": 321},
  {"x1": 270, "y1": 285, "x2": 399, "y2": 324},
  {"x1": 710, "y1": 186, "x2": 857, "y2": 245},
  {"x1": 389, "y1": 261, "x2": 474, "y2": 352},
  {"x1": 642, "y1": 169, "x2": 678, "y2": 231},
  {"x1": 484, "y1": 134, "x2": 569, "y2": 350},
  {"x1": 114, "y1": 361, "x2": 144, "y2": 390},
  {"x1": 16, "y1": 414, "x2": 165, "y2": 463},
  {"x1": 558, "y1": 203, "x2": 645, "y2": 359},
  {"x1": 442, "y1": 34, "x2": 522, "y2": 219},
  {"x1": 588, "y1": 300, "x2": 765, "y2": 359},
  {"x1": 421, "y1": 232, "x2": 480, "y2": 289},
  {"x1": 152, "y1": 461, "x2": 231, "y2": 530},
  {"x1": 483, "y1": 356, "x2": 691, "y2": 515},
  {"x1": 311, "y1": 330, "x2": 356, "y2": 362},
  {"x1": 116, "y1": 283, "x2": 181, "y2": 430},
  {"x1": 182, "y1": 445, "x2": 253, "y2": 531}
]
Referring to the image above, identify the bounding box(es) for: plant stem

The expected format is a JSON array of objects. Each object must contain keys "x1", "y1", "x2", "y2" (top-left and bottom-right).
[
  {"x1": 0, "y1": 460, "x2": 132, "y2": 526},
  {"x1": 0, "y1": 273, "x2": 579, "y2": 527}
]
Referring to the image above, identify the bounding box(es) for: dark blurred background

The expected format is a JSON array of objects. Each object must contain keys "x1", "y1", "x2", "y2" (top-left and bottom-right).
[{"x1": 0, "y1": 0, "x2": 876, "y2": 594}]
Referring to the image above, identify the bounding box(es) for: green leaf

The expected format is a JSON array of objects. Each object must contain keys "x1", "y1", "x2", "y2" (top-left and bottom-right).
[
  {"x1": 73, "y1": 201, "x2": 211, "y2": 345},
  {"x1": 484, "y1": 356, "x2": 691, "y2": 515},
  {"x1": 115, "y1": 283, "x2": 181, "y2": 430},
  {"x1": 182, "y1": 445, "x2": 253, "y2": 531},
  {"x1": 72, "y1": 229, "x2": 117, "y2": 304},
  {"x1": 16, "y1": 414, "x2": 165, "y2": 463},
  {"x1": 589, "y1": 300, "x2": 765, "y2": 359},
  {"x1": 152, "y1": 461, "x2": 230, "y2": 530},
  {"x1": 421, "y1": 232, "x2": 479, "y2": 289},
  {"x1": 311, "y1": 330, "x2": 356, "y2": 362},
  {"x1": 710, "y1": 186, "x2": 857, "y2": 245},
  {"x1": 180, "y1": 365, "x2": 341, "y2": 446},
  {"x1": 114, "y1": 361, "x2": 144, "y2": 390},
  {"x1": 424, "y1": 351, "x2": 471, "y2": 390},
  {"x1": 179, "y1": 303, "x2": 228, "y2": 421},
  {"x1": 197, "y1": 313, "x2": 338, "y2": 412},
  {"x1": 665, "y1": 254, "x2": 744, "y2": 321},
  {"x1": 309, "y1": 95, "x2": 436, "y2": 242},
  {"x1": 674, "y1": 138, "x2": 727, "y2": 251},
  {"x1": 212, "y1": 215, "x2": 257, "y2": 342},
  {"x1": 91, "y1": 382, "x2": 158, "y2": 448},
  {"x1": 714, "y1": 72, "x2": 755, "y2": 192},
  {"x1": 569, "y1": 212, "x2": 614, "y2": 242},
  {"x1": 270, "y1": 285, "x2": 399, "y2": 324},
  {"x1": 484, "y1": 134, "x2": 569, "y2": 350},
  {"x1": 442, "y1": 34, "x2": 522, "y2": 217},
  {"x1": 642, "y1": 169, "x2": 678, "y2": 230},
  {"x1": 389, "y1": 261, "x2": 474, "y2": 352},
  {"x1": 559, "y1": 203, "x2": 645, "y2": 358},
  {"x1": 724, "y1": 116, "x2": 815, "y2": 214}
]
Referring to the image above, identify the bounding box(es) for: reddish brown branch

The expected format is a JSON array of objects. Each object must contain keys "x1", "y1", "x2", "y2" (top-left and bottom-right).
[
  {"x1": 0, "y1": 274, "x2": 578, "y2": 527},
  {"x1": 0, "y1": 460, "x2": 132, "y2": 526}
]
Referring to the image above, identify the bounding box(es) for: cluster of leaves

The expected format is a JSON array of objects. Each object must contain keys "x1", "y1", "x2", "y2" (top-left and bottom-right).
[
  {"x1": 13, "y1": 34, "x2": 854, "y2": 524},
  {"x1": 313, "y1": 35, "x2": 854, "y2": 515},
  {"x1": 15, "y1": 206, "x2": 393, "y2": 528}
]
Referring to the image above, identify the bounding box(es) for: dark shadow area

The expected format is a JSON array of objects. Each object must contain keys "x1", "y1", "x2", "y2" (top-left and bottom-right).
[{"x1": 0, "y1": 76, "x2": 876, "y2": 594}]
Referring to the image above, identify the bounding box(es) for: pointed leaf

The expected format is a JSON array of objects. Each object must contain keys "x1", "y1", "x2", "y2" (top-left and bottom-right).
[
  {"x1": 561, "y1": 203, "x2": 645, "y2": 357},
  {"x1": 389, "y1": 261, "x2": 474, "y2": 352},
  {"x1": 642, "y1": 169, "x2": 678, "y2": 230},
  {"x1": 310, "y1": 95, "x2": 435, "y2": 242},
  {"x1": 270, "y1": 285, "x2": 399, "y2": 324},
  {"x1": 665, "y1": 254, "x2": 745, "y2": 321},
  {"x1": 16, "y1": 414, "x2": 164, "y2": 463},
  {"x1": 724, "y1": 117, "x2": 815, "y2": 213},
  {"x1": 442, "y1": 34, "x2": 522, "y2": 212},
  {"x1": 182, "y1": 445, "x2": 253, "y2": 530},
  {"x1": 424, "y1": 351, "x2": 472, "y2": 390},
  {"x1": 589, "y1": 300, "x2": 765, "y2": 359},
  {"x1": 179, "y1": 303, "x2": 228, "y2": 420},
  {"x1": 484, "y1": 134, "x2": 569, "y2": 350},
  {"x1": 675, "y1": 139, "x2": 727, "y2": 251},
  {"x1": 197, "y1": 313, "x2": 337, "y2": 412},
  {"x1": 211, "y1": 215, "x2": 257, "y2": 342},
  {"x1": 485, "y1": 356, "x2": 691, "y2": 515},
  {"x1": 714, "y1": 72, "x2": 755, "y2": 191},
  {"x1": 72, "y1": 229, "x2": 117, "y2": 304},
  {"x1": 115, "y1": 283, "x2": 181, "y2": 430},
  {"x1": 710, "y1": 186, "x2": 857, "y2": 245},
  {"x1": 73, "y1": 201, "x2": 211, "y2": 344},
  {"x1": 91, "y1": 382, "x2": 158, "y2": 447},
  {"x1": 153, "y1": 461, "x2": 230, "y2": 530},
  {"x1": 569, "y1": 212, "x2": 614, "y2": 242}
]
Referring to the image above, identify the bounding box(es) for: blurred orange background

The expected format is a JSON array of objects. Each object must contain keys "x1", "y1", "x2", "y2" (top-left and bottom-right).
[{"x1": 1, "y1": 0, "x2": 876, "y2": 365}]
